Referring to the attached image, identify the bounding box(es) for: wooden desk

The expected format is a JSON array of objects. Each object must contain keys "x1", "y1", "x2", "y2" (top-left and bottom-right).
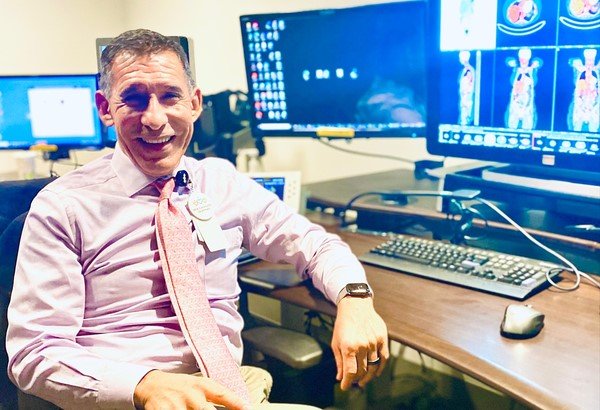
[{"x1": 240, "y1": 218, "x2": 600, "y2": 410}]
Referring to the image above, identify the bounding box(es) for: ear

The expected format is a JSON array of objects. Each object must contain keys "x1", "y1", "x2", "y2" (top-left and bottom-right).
[
  {"x1": 95, "y1": 91, "x2": 114, "y2": 127},
  {"x1": 190, "y1": 87, "x2": 203, "y2": 122}
]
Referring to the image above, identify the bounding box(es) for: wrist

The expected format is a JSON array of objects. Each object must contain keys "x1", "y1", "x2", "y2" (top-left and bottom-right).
[
  {"x1": 336, "y1": 283, "x2": 372, "y2": 305},
  {"x1": 134, "y1": 370, "x2": 158, "y2": 409}
]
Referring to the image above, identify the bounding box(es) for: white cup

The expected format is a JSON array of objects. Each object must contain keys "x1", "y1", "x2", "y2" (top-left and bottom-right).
[{"x1": 14, "y1": 151, "x2": 37, "y2": 180}]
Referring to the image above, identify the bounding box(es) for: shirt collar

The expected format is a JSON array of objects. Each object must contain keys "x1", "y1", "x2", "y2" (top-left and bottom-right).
[{"x1": 111, "y1": 142, "x2": 190, "y2": 197}]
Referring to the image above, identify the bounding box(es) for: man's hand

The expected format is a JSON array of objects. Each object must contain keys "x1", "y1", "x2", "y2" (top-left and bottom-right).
[
  {"x1": 331, "y1": 296, "x2": 389, "y2": 390},
  {"x1": 134, "y1": 370, "x2": 248, "y2": 410}
]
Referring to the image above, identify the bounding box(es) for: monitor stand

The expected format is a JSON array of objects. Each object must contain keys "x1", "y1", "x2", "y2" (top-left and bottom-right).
[
  {"x1": 43, "y1": 149, "x2": 71, "y2": 161},
  {"x1": 481, "y1": 165, "x2": 600, "y2": 199},
  {"x1": 440, "y1": 163, "x2": 600, "y2": 233}
]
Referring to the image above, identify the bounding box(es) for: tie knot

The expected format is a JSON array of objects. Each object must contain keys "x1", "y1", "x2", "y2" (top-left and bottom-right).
[{"x1": 154, "y1": 178, "x2": 175, "y2": 200}]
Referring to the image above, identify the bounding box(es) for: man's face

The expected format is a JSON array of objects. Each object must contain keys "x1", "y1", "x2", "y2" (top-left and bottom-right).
[{"x1": 96, "y1": 51, "x2": 202, "y2": 177}]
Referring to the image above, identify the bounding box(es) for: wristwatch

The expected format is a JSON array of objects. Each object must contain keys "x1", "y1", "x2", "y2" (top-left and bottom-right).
[{"x1": 336, "y1": 283, "x2": 372, "y2": 304}]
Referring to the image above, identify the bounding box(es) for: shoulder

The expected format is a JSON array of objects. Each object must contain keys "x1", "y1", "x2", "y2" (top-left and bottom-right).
[{"x1": 38, "y1": 152, "x2": 116, "y2": 199}]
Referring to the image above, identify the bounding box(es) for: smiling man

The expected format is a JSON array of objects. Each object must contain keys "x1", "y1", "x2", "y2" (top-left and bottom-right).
[{"x1": 7, "y1": 29, "x2": 388, "y2": 409}]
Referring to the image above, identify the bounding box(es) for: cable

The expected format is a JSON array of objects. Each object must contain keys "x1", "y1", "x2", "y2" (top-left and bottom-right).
[
  {"x1": 446, "y1": 198, "x2": 489, "y2": 243},
  {"x1": 339, "y1": 188, "x2": 599, "y2": 292},
  {"x1": 340, "y1": 189, "x2": 480, "y2": 228},
  {"x1": 476, "y1": 198, "x2": 600, "y2": 291},
  {"x1": 316, "y1": 138, "x2": 415, "y2": 166}
]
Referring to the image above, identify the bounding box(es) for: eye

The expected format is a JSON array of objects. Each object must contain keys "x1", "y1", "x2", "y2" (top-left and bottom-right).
[
  {"x1": 162, "y1": 92, "x2": 182, "y2": 104},
  {"x1": 122, "y1": 93, "x2": 149, "y2": 110}
]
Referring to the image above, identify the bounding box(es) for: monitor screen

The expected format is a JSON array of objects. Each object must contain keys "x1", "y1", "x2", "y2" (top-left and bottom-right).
[
  {"x1": 426, "y1": 0, "x2": 600, "y2": 173},
  {"x1": 240, "y1": 1, "x2": 428, "y2": 138},
  {"x1": 0, "y1": 74, "x2": 103, "y2": 151}
]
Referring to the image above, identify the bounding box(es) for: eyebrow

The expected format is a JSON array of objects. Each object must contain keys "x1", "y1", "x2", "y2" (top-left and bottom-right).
[{"x1": 120, "y1": 84, "x2": 184, "y2": 97}]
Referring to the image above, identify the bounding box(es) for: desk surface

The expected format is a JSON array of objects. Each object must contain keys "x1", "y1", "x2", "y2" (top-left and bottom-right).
[{"x1": 240, "y1": 215, "x2": 600, "y2": 410}]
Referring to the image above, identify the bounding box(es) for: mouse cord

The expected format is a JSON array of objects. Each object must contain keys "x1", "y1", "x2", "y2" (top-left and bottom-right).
[{"x1": 476, "y1": 198, "x2": 600, "y2": 291}]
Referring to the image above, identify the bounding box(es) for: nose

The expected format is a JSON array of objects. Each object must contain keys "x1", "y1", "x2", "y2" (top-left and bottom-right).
[{"x1": 141, "y1": 94, "x2": 167, "y2": 130}]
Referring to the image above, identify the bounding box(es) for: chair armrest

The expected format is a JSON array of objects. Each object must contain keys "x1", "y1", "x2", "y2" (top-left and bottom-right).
[{"x1": 242, "y1": 327, "x2": 323, "y2": 370}]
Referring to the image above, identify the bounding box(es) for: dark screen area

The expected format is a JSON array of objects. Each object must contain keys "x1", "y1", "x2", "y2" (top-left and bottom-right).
[{"x1": 240, "y1": 1, "x2": 427, "y2": 138}]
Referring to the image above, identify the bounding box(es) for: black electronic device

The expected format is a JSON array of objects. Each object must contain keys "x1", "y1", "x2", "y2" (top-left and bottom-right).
[
  {"x1": 95, "y1": 36, "x2": 195, "y2": 149},
  {"x1": 0, "y1": 74, "x2": 103, "y2": 159},
  {"x1": 240, "y1": 1, "x2": 427, "y2": 139},
  {"x1": 425, "y1": 1, "x2": 600, "y2": 194},
  {"x1": 188, "y1": 90, "x2": 253, "y2": 163},
  {"x1": 360, "y1": 234, "x2": 563, "y2": 300}
]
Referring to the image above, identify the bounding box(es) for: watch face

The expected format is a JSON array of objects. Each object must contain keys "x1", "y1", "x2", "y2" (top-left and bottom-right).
[{"x1": 347, "y1": 283, "x2": 371, "y2": 296}]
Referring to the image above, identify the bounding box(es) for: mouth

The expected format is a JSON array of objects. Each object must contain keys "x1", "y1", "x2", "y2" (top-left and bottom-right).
[{"x1": 138, "y1": 136, "x2": 174, "y2": 149}]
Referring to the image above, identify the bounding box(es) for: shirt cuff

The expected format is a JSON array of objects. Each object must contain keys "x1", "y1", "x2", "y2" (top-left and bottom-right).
[{"x1": 96, "y1": 362, "x2": 155, "y2": 409}]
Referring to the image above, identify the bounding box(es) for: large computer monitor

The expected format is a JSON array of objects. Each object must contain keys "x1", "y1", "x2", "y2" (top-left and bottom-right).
[
  {"x1": 240, "y1": 1, "x2": 427, "y2": 139},
  {"x1": 0, "y1": 74, "x2": 103, "y2": 157},
  {"x1": 426, "y1": 0, "x2": 600, "y2": 176}
]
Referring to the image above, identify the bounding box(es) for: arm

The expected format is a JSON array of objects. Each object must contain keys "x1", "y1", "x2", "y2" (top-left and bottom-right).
[
  {"x1": 237, "y1": 172, "x2": 389, "y2": 390},
  {"x1": 6, "y1": 189, "x2": 152, "y2": 409}
]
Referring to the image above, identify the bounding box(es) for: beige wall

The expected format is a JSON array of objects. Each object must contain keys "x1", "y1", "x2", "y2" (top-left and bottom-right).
[{"x1": 0, "y1": 0, "x2": 446, "y2": 183}]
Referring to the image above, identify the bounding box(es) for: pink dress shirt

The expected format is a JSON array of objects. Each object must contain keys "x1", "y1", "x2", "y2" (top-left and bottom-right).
[{"x1": 6, "y1": 144, "x2": 367, "y2": 409}]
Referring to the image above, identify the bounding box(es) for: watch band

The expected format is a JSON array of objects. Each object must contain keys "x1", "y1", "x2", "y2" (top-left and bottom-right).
[{"x1": 336, "y1": 283, "x2": 372, "y2": 305}]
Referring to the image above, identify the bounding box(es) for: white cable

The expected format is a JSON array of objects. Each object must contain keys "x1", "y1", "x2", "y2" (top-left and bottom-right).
[{"x1": 477, "y1": 198, "x2": 600, "y2": 291}]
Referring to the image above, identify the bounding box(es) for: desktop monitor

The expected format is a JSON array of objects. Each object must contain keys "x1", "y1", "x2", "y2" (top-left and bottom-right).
[
  {"x1": 0, "y1": 74, "x2": 103, "y2": 156},
  {"x1": 426, "y1": 0, "x2": 600, "y2": 175},
  {"x1": 240, "y1": 1, "x2": 428, "y2": 139}
]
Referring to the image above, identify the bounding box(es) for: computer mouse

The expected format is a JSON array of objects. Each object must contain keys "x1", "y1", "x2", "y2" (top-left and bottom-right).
[{"x1": 500, "y1": 304, "x2": 545, "y2": 339}]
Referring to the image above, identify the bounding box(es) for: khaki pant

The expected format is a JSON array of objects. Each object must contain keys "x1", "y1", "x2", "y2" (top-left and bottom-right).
[
  {"x1": 18, "y1": 367, "x2": 319, "y2": 409},
  {"x1": 240, "y1": 365, "x2": 273, "y2": 404}
]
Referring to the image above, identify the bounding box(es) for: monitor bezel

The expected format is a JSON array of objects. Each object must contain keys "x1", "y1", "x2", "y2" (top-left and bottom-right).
[{"x1": 425, "y1": 1, "x2": 600, "y2": 173}]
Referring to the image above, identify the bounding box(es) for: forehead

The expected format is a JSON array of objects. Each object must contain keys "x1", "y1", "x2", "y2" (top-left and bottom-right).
[{"x1": 110, "y1": 50, "x2": 188, "y2": 93}]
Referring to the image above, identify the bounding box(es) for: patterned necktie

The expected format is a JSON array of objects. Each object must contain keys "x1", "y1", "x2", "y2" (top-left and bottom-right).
[{"x1": 154, "y1": 178, "x2": 250, "y2": 402}]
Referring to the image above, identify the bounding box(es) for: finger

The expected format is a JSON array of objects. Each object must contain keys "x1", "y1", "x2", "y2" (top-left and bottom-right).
[
  {"x1": 357, "y1": 361, "x2": 379, "y2": 388},
  {"x1": 376, "y1": 338, "x2": 390, "y2": 377},
  {"x1": 357, "y1": 344, "x2": 380, "y2": 388},
  {"x1": 197, "y1": 378, "x2": 247, "y2": 410},
  {"x1": 340, "y1": 350, "x2": 359, "y2": 390},
  {"x1": 181, "y1": 386, "x2": 216, "y2": 410},
  {"x1": 356, "y1": 347, "x2": 369, "y2": 380},
  {"x1": 332, "y1": 342, "x2": 343, "y2": 381}
]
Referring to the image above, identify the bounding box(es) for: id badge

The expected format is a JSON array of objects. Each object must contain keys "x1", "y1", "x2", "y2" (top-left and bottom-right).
[{"x1": 187, "y1": 191, "x2": 228, "y2": 252}]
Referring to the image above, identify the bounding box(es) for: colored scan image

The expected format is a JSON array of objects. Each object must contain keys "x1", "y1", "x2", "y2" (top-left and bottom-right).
[
  {"x1": 458, "y1": 50, "x2": 476, "y2": 126},
  {"x1": 566, "y1": 0, "x2": 599, "y2": 22},
  {"x1": 505, "y1": 47, "x2": 543, "y2": 130},
  {"x1": 459, "y1": 0, "x2": 476, "y2": 35},
  {"x1": 568, "y1": 48, "x2": 600, "y2": 132},
  {"x1": 506, "y1": 0, "x2": 540, "y2": 26}
]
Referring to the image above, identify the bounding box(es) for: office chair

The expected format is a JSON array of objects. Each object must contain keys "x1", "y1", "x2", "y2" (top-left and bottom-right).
[
  {"x1": 0, "y1": 177, "x2": 57, "y2": 409},
  {"x1": 238, "y1": 290, "x2": 335, "y2": 407}
]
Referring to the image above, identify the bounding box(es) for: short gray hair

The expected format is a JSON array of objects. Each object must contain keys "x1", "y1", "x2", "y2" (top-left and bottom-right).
[{"x1": 99, "y1": 29, "x2": 195, "y2": 97}]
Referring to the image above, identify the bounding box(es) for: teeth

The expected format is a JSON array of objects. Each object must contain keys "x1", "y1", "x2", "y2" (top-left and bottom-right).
[{"x1": 142, "y1": 136, "x2": 172, "y2": 144}]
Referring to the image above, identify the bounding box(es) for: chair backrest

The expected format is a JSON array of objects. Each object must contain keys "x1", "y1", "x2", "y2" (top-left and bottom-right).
[
  {"x1": 0, "y1": 177, "x2": 56, "y2": 234},
  {"x1": 0, "y1": 177, "x2": 55, "y2": 410}
]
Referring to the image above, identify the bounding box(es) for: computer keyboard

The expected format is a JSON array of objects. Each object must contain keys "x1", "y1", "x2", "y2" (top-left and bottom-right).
[{"x1": 359, "y1": 235, "x2": 563, "y2": 300}]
